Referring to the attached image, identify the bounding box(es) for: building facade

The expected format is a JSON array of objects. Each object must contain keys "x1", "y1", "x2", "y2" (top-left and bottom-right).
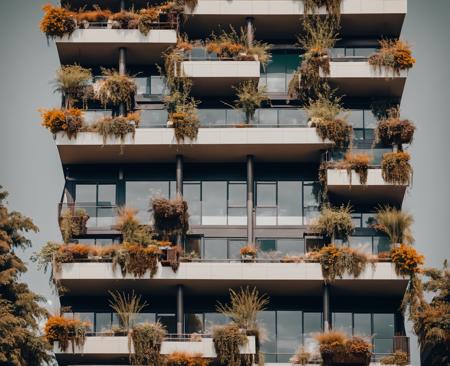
[{"x1": 41, "y1": 0, "x2": 414, "y2": 365}]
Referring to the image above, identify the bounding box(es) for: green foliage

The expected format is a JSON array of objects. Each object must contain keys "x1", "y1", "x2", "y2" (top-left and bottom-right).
[
  {"x1": 233, "y1": 80, "x2": 268, "y2": 124},
  {"x1": 54, "y1": 64, "x2": 93, "y2": 108},
  {"x1": 0, "y1": 187, "x2": 52, "y2": 365},
  {"x1": 375, "y1": 206, "x2": 414, "y2": 244},
  {"x1": 217, "y1": 286, "x2": 269, "y2": 330},
  {"x1": 131, "y1": 322, "x2": 167, "y2": 366}
]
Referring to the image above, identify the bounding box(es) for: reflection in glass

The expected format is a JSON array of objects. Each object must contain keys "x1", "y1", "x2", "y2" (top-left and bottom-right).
[
  {"x1": 278, "y1": 181, "x2": 302, "y2": 225},
  {"x1": 95, "y1": 313, "x2": 112, "y2": 333},
  {"x1": 184, "y1": 183, "x2": 201, "y2": 225},
  {"x1": 202, "y1": 182, "x2": 227, "y2": 225},
  {"x1": 354, "y1": 313, "x2": 371, "y2": 337},
  {"x1": 277, "y1": 311, "x2": 302, "y2": 362},
  {"x1": 204, "y1": 313, "x2": 227, "y2": 333},
  {"x1": 229, "y1": 239, "x2": 247, "y2": 259},
  {"x1": 333, "y1": 313, "x2": 352, "y2": 335},
  {"x1": 185, "y1": 313, "x2": 203, "y2": 333},
  {"x1": 204, "y1": 239, "x2": 227, "y2": 259},
  {"x1": 126, "y1": 181, "x2": 169, "y2": 223},
  {"x1": 257, "y1": 311, "x2": 276, "y2": 362}
]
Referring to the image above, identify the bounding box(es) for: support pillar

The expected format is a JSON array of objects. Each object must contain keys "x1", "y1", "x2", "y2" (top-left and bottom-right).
[
  {"x1": 323, "y1": 283, "x2": 331, "y2": 331},
  {"x1": 176, "y1": 155, "x2": 184, "y2": 246},
  {"x1": 246, "y1": 17, "x2": 255, "y2": 48},
  {"x1": 176, "y1": 155, "x2": 184, "y2": 197},
  {"x1": 177, "y1": 285, "x2": 184, "y2": 335},
  {"x1": 120, "y1": 0, "x2": 126, "y2": 11},
  {"x1": 118, "y1": 47, "x2": 127, "y2": 116},
  {"x1": 247, "y1": 155, "x2": 254, "y2": 244}
]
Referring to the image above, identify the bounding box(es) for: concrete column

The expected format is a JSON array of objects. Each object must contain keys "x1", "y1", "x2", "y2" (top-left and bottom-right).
[
  {"x1": 120, "y1": 0, "x2": 126, "y2": 11},
  {"x1": 176, "y1": 155, "x2": 184, "y2": 197},
  {"x1": 177, "y1": 285, "x2": 184, "y2": 335},
  {"x1": 119, "y1": 47, "x2": 127, "y2": 116},
  {"x1": 246, "y1": 17, "x2": 255, "y2": 48},
  {"x1": 247, "y1": 155, "x2": 254, "y2": 243},
  {"x1": 323, "y1": 284, "x2": 331, "y2": 331}
]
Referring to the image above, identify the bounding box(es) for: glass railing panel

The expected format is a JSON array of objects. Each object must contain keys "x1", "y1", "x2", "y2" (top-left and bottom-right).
[
  {"x1": 140, "y1": 109, "x2": 168, "y2": 127},
  {"x1": 279, "y1": 109, "x2": 307, "y2": 126},
  {"x1": 59, "y1": 203, "x2": 118, "y2": 230},
  {"x1": 134, "y1": 77, "x2": 149, "y2": 95},
  {"x1": 257, "y1": 108, "x2": 278, "y2": 126},
  {"x1": 226, "y1": 109, "x2": 246, "y2": 125},
  {"x1": 150, "y1": 75, "x2": 166, "y2": 95},
  {"x1": 198, "y1": 109, "x2": 227, "y2": 126},
  {"x1": 83, "y1": 110, "x2": 112, "y2": 126}
]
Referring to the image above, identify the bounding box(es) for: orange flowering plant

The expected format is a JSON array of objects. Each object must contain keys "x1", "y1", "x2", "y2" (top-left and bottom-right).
[
  {"x1": 44, "y1": 316, "x2": 90, "y2": 352},
  {"x1": 40, "y1": 4, "x2": 76, "y2": 39},
  {"x1": 369, "y1": 39, "x2": 416, "y2": 75},
  {"x1": 40, "y1": 108, "x2": 84, "y2": 139},
  {"x1": 390, "y1": 244, "x2": 424, "y2": 276}
]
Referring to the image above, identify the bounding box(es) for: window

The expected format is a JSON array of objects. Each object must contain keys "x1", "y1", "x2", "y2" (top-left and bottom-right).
[
  {"x1": 373, "y1": 314, "x2": 395, "y2": 356},
  {"x1": 157, "y1": 314, "x2": 177, "y2": 334},
  {"x1": 277, "y1": 311, "x2": 302, "y2": 362},
  {"x1": 95, "y1": 313, "x2": 112, "y2": 333},
  {"x1": 185, "y1": 313, "x2": 203, "y2": 333},
  {"x1": 354, "y1": 313, "x2": 371, "y2": 337},
  {"x1": 202, "y1": 181, "x2": 227, "y2": 225},
  {"x1": 184, "y1": 182, "x2": 201, "y2": 225},
  {"x1": 256, "y1": 238, "x2": 305, "y2": 257},
  {"x1": 333, "y1": 313, "x2": 353, "y2": 335},
  {"x1": 74, "y1": 312, "x2": 94, "y2": 332},
  {"x1": 278, "y1": 181, "x2": 302, "y2": 225},
  {"x1": 75, "y1": 184, "x2": 116, "y2": 228},
  {"x1": 228, "y1": 182, "x2": 247, "y2": 225},
  {"x1": 260, "y1": 51, "x2": 299, "y2": 93},
  {"x1": 126, "y1": 181, "x2": 172, "y2": 223},
  {"x1": 204, "y1": 313, "x2": 227, "y2": 333},
  {"x1": 256, "y1": 181, "x2": 317, "y2": 226},
  {"x1": 204, "y1": 238, "x2": 227, "y2": 259},
  {"x1": 257, "y1": 311, "x2": 276, "y2": 362},
  {"x1": 185, "y1": 236, "x2": 202, "y2": 257},
  {"x1": 228, "y1": 239, "x2": 247, "y2": 259}
]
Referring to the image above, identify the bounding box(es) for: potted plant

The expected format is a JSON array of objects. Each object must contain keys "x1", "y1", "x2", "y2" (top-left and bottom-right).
[
  {"x1": 381, "y1": 151, "x2": 412, "y2": 185},
  {"x1": 240, "y1": 245, "x2": 257, "y2": 262},
  {"x1": 369, "y1": 39, "x2": 415, "y2": 75},
  {"x1": 232, "y1": 80, "x2": 268, "y2": 125}
]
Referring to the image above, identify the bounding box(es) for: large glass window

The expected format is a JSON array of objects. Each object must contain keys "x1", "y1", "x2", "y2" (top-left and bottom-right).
[
  {"x1": 256, "y1": 238, "x2": 304, "y2": 257},
  {"x1": 202, "y1": 182, "x2": 227, "y2": 225},
  {"x1": 373, "y1": 314, "x2": 395, "y2": 356},
  {"x1": 203, "y1": 238, "x2": 227, "y2": 260},
  {"x1": 256, "y1": 181, "x2": 318, "y2": 226},
  {"x1": 126, "y1": 181, "x2": 171, "y2": 223},
  {"x1": 228, "y1": 182, "x2": 247, "y2": 225},
  {"x1": 260, "y1": 51, "x2": 300, "y2": 93},
  {"x1": 277, "y1": 311, "x2": 302, "y2": 362},
  {"x1": 354, "y1": 313, "x2": 371, "y2": 337},
  {"x1": 257, "y1": 311, "x2": 277, "y2": 362},
  {"x1": 184, "y1": 182, "x2": 201, "y2": 225},
  {"x1": 75, "y1": 184, "x2": 116, "y2": 228},
  {"x1": 333, "y1": 313, "x2": 353, "y2": 335}
]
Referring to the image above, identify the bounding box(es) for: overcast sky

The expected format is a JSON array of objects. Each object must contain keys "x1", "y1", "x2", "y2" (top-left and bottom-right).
[{"x1": 0, "y1": 1, "x2": 449, "y2": 364}]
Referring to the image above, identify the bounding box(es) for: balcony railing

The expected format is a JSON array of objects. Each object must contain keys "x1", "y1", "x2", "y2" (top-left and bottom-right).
[{"x1": 58, "y1": 203, "x2": 119, "y2": 231}]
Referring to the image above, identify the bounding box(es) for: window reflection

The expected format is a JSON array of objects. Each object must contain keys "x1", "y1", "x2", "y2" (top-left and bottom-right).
[
  {"x1": 126, "y1": 181, "x2": 170, "y2": 223},
  {"x1": 202, "y1": 182, "x2": 227, "y2": 225}
]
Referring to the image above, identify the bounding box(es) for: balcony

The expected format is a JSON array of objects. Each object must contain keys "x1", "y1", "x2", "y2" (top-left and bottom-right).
[
  {"x1": 56, "y1": 24, "x2": 177, "y2": 65},
  {"x1": 326, "y1": 168, "x2": 408, "y2": 206},
  {"x1": 54, "y1": 261, "x2": 408, "y2": 297},
  {"x1": 54, "y1": 334, "x2": 255, "y2": 365},
  {"x1": 183, "y1": 0, "x2": 407, "y2": 41},
  {"x1": 54, "y1": 127, "x2": 332, "y2": 164},
  {"x1": 325, "y1": 60, "x2": 408, "y2": 99},
  {"x1": 176, "y1": 60, "x2": 260, "y2": 96}
]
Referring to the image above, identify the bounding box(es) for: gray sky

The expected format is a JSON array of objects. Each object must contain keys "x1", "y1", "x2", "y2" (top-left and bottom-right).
[{"x1": 0, "y1": 1, "x2": 449, "y2": 364}]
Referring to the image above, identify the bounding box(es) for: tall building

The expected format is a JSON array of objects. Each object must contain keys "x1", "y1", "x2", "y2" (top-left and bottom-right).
[{"x1": 40, "y1": 0, "x2": 415, "y2": 365}]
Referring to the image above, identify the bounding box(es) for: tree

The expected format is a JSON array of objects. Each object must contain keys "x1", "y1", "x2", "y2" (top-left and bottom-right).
[
  {"x1": 0, "y1": 186, "x2": 52, "y2": 365},
  {"x1": 412, "y1": 261, "x2": 450, "y2": 366}
]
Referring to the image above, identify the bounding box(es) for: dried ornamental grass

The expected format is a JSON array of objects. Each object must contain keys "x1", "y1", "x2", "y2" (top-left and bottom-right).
[
  {"x1": 374, "y1": 206, "x2": 414, "y2": 244},
  {"x1": 111, "y1": 10, "x2": 140, "y2": 29},
  {"x1": 59, "y1": 208, "x2": 89, "y2": 242},
  {"x1": 316, "y1": 331, "x2": 372, "y2": 366},
  {"x1": 311, "y1": 205, "x2": 354, "y2": 242},
  {"x1": 44, "y1": 316, "x2": 90, "y2": 352},
  {"x1": 40, "y1": 4, "x2": 76, "y2": 39},
  {"x1": 390, "y1": 244, "x2": 424, "y2": 276},
  {"x1": 341, "y1": 152, "x2": 371, "y2": 185},
  {"x1": 112, "y1": 242, "x2": 161, "y2": 278},
  {"x1": 233, "y1": 80, "x2": 268, "y2": 124},
  {"x1": 94, "y1": 69, "x2": 137, "y2": 109},
  {"x1": 381, "y1": 151, "x2": 412, "y2": 185},
  {"x1": 76, "y1": 6, "x2": 112, "y2": 23},
  {"x1": 303, "y1": 0, "x2": 343, "y2": 18},
  {"x1": 213, "y1": 324, "x2": 248, "y2": 366},
  {"x1": 380, "y1": 351, "x2": 409, "y2": 366},
  {"x1": 369, "y1": 40, "x2": 415, "y2": 75},
  {"x1": 91, "y1": 113, "x2": 139, "y2": 146},
  {"x1": 290, "y1": 346, "x2": 311, "y2": 365},
  {"x1": 138, "y1": 7, "x2": 162, "y2": 35},
  {"x1": 217, "y1": 286, "x2": 269, "y2": 330},
  {"x1": 170, "y1": 111, "x2": 200, "y2": 143},
  {"x1": 377, "y1": 108, "x2": 415, "y2": 149},
  {"x1": 40, "y1": 108, "x2": 84, "y2": 139},
  {"x1": 152, "y1": 197, "x2": 189, "y2": 240},
  {"x1": 108, "y1": 290, "x2": 148, "y2": 334},
  {"x1": 131, "y1": 322, "x2": 167, "y2": 366},
  {"x1": 318, "y1": 244, "x2": 369, "y2": 282},
  {"x1": 54, "y1": 64, "x2": 93, "y2": 108}
]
